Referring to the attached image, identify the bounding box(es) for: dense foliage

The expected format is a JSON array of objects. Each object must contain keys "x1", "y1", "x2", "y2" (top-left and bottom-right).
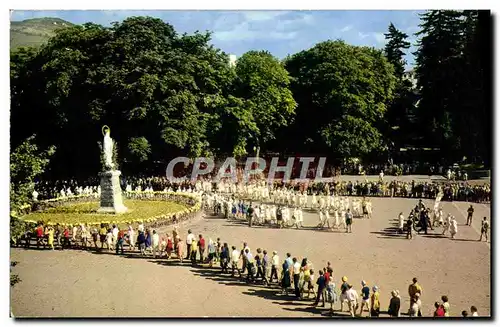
[
  {"x1": 10, "y1": 135, "x2": 56, "y2": 212},
  {"x1": 414, "y1": 10, "x2": 491, "y2": 165},
  {"x1": 283, "y1": 40, "x2": 395, "y2": 161},
  {"x1": 10, "y1": 11, "x2": 491, "y2": 182}
]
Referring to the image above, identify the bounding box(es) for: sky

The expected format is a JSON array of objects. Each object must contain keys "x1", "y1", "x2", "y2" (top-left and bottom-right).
[{"x1": 11, "y1": 10, "x2": 423, "y2": 67}]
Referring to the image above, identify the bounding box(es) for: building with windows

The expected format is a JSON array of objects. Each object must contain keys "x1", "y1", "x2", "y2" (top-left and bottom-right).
[{"x1": 403, "y1": 68, "x2": 418, "y2": 89}]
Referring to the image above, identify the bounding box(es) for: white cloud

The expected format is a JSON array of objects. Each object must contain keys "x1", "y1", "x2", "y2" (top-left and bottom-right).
[
  {"x1": 214, "y1": 21, "x2": 296, "y2": 41},
  {"x1": 340, "y1": 25, "x2": 352, "y2": 32},
  {"x1": 358, "y1": 31, "x2": 369, "y2": 39},
  {"x1": 213, "y1": 11, "x2": 309, "y2": 42},
  {"x1": 242, "y1": 11, "x2": 288, "y2": 22},
  {"x1": 373, "y1": 32, "x2": 386, "y2": 44}
]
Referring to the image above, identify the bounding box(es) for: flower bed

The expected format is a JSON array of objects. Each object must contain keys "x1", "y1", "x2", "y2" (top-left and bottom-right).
[{"x1": 19, "y1": 192, "x2": 201, "y2": 228}]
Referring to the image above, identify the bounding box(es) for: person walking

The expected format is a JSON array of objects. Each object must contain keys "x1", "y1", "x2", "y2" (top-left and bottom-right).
[
  {"x1": 106, "y1": 228, "x2": 114, "y2": 251},
  {"x1": 116, "y1": 229, "x2": 125, "y2": 255},
  {"x1": 292, "y1": 258, "x2": 301, "y2": 298},
  {"x1": 370, "y1": 285, "x2": 380, "y2": 317},
  {"x1": 47, "y1": 226, "x2": 55, "y2": 250},
  {"x1": 91, "y1": 225, "x2": 99, "y2": 250},
  {"x1": 240, "y1": 242, "x2": 250, "y2": 275},
  {"x1": 313, "y1": 270, "x2": 327, "y2": 307},
  {"x1": 220, "y1": 243, "x2": 229, "y2": 274},
  {"x1": 433, "y1": 302, "x2": 445, "y2": 317},
  {"x1": 345, "y1": 284, "x2": 359, "y2": 317},
  {"x1": 466, "y1": 205, "x2": 474, "y2": 226},
  {"x1": 137, "y1": 230, "x2": 146, "y2": 256},
  {"x1": 207, "y1": 239, "x2": 216, "y2": 267},
  {"x1": 441, "y1": 295, "x2": 450, "y2": 317},
  {"x1": 261, "y1": 250, "x2": 270, "y2": 286},
  {"x1": 245, "y1": 248, "x2": 256, "y2": 283},
  {"x1": 345, "y1": 209, "x2": 353, "y2": 233},
  {"x1": 450, "y1": 216, "x2": 458, "y2": 239},
  {"x1": 255, "y1": 248, "x2": 264, "y2": 283},
  {"x1": 270, "y1": 251, "x2": 280, "y2": 284},
  {"x1": 145, "y1": 230, "x2": 152, "y2": 255},
  {"x1": 340, "y1": 276, "x2": 349, "y2": 312},
  {"x1": 479, "y1": 217, "x2": 489, "y2": 241},
  {"x1": 231, "y1": 246, "x2": 242, "y2": 277},
  {"x1": 176, "y1": 238, "x2": 184, "y2": 263},
  {"x1": 280, "y1": 258, "x2": 291, "y2": 296},
  {"x1": 185, "y1": 229, "x2": 195, "y2": 260},
  {"x1": 152, "y1": 230, "x2": 160, "y2": 258},
  {"x1": 408, "y1": 277, "x2": 423, "y2": 300},
  {"x1": 190, "y1": 236, "x2": 198, "y2": 266},
  {"x1": 198, "y1": 234, "x2": 206, "y2": 263},
  {"x1": 166, "y1": 235, "x2": 174, "y2": 259},
  {"x1": 398, "y1": 212, "x2": 405, "y2": 234},
  {"x1": 99, "y1": 224, "x2": 107, "y2": 250},
  {"x1": 406, "y1": 217, "x2": 414, "y2": 239},
  {"x1": 388, "y1": 290, "x2": 401, "y2": 317},
  {"x1": 359, "y1": 281, "x2": 370, "y2": 316},
  {"x1": 128, "y1": 225, "x2": 135, "y2": 251}
]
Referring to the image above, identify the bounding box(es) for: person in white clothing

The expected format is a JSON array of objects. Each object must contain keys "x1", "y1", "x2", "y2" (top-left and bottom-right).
[
  {"x1": 398, "y1": 212, "x2": 405, "y2": 234},
  {"x1": 450, "y1": 216, "x2": 458, "y2": 239},
  {"x1": 270, "y1": 251, "x2": 280, "y2": 284},
  {"x1": 106, "y1": 229, "x2": 114, "y2": 250},
  {"x1": 318, "y1": 210, "x2": 325, "y2": 228},
  {"x1": 72, "y1": 225, "x2": 78, "y2": 243},
  {"x1": 345, "y1": 284, "x2": 359, "y2": 317},
  {"x1": 334, "y1": 210, "x2": 340, "y2": 228},
  {"x1": 311, "y1": 193, "x2": 317, "y2": 209},
  {"x1": 442, "y1": 214, "x2": 452, "y2": 235},
  {"x1": 186, "y1": 229, "x2": 195, "y2": 259},
  {"x1": 128, "y1": 225, "x2": 135, "y2": 250},
  {"x1": 231, "y1": 246, "x2": 242, "y2": 277},
  {"x1": 112, "y1": 225, "x2": 119, "y2": 244},
  {"x1": 138, "y1": 221, "x2": 145, "y2": 233},
  {"x1": 152, "y1": 230, "x2": 160, "y2": 258}
]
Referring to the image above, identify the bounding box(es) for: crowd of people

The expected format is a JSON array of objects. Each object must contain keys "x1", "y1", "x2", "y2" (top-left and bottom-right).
[
  {"x1": 32, "y1": 173, "x2": 490, "y2": 204},
  {"x1": 20, "y1": 216, "x2": 483, "y2": 318},
  {"x1": 398, "y1": 200, "x2": 490, "y2": 242},
  {"x1": 18, "y1": 165, "x2": 490, "y2": 318}
]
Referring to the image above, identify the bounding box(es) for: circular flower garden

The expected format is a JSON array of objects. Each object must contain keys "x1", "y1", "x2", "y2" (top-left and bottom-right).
[{"x1": 19, "y1": 191, "x2": 202, "y2": 228}]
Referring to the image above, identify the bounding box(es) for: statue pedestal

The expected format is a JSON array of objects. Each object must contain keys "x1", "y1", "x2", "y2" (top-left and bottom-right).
[{"x1": 97, "y1": 170, "x2": 128, "y2": 214}]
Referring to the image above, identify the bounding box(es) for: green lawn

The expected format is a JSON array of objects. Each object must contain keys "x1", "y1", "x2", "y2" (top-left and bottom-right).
[{"x1": 21, "y1": 199, "x2": 188, "y2": 227}]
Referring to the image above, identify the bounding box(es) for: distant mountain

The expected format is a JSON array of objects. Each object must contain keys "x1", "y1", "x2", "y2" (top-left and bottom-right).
[{"x1": 10, "y1": 17, "x2": 74, "y2": 50}]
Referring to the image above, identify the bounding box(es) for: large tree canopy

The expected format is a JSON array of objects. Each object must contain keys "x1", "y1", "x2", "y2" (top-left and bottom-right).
[
  {"x1": 414, "y1": 10, "x2": 491, "y2": 165},
  {"x1": 232, "y1": 50, "x2": 296, "y2": 155},
  {"x1": 11, "y1": 17, "x2": 237, "y2": 177},
  {"x1": 284, "y1": 40, "x2": 396, "y2": 161},
  {"x1": 10, "y1": 12, "x2": 491, "y2": 181},
  {"x1": 10, "y1": 135, "x2": 55, "y2": 211}
]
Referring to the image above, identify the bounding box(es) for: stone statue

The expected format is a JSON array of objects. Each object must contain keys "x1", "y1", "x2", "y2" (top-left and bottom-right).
[
  {"x1": 102, "y1": 125, "x2": 114, "y2": 170},
  {"x1": 97, "y1": 125, "x2": 127, "y2": 214}
]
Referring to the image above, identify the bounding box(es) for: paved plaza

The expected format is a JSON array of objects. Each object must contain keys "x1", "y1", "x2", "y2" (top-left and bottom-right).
[{"x1": 11, "y1": 196, "x2": 490, "y2": 317}]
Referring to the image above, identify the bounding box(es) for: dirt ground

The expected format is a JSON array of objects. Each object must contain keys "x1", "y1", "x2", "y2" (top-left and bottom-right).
[{"x1": 10, "y1": 195, "x2": 490, "y2": 318}]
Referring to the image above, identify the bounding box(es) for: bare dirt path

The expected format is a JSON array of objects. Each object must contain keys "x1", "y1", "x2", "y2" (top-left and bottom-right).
[{"x1": 10, "y1": 196, "x2": 490, "y2": 318}]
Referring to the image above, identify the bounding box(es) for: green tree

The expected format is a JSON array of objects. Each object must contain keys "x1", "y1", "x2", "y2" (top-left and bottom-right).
[
  {"x1": 414, "y1": 10, "x2": 464, "y2": 158},
  {"x1": 128, "y1": 137, "x2": 152, "y2": 163},
  {"x1": 10, "y1": 17, "x2": 236, "y2": 178},
  {"x1": 384, "y1": 23, "x2": 411, "y2": 80},
  {"x1": 232, "y1": 51, "x2": 297, "y2": 155},
  {"x1": 10, "y1": 135, "x2": 56, "y2": 212},
  {"x1": 383, "y1": 23, "x2": 418, "y2": 154},
  {"x1": 284, "y1": 40, "x2": 396, "y2": 161},
  {"x1": 453, "y1": 10, "x2": 491, "y2": 166}
]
